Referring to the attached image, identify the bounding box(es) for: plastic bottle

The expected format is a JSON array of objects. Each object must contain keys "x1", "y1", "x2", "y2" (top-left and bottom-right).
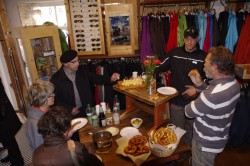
[
  {"x1": 106, "y1": 103, "x2": 113, "y2": 126},
  {"x1": 91, "y1": 110, "x2": 99, "y2": 128},
  {"x1": 98, "y1": 105, "x2": 106, "y2": 127},
  {"x1": 86, "y1": 104, "x2": 92, "y2": 125}
]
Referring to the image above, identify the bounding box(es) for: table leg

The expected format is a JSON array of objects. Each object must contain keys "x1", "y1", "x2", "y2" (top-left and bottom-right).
[
  {"x1": 148, "y1": 103, "x2": 169, "y2": 134},
  {"x1": 120, "y1": 95, "x2": 139, "y2": 120}
]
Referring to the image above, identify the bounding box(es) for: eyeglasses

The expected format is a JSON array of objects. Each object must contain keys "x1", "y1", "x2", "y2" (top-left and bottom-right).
[
  {"x1": 75, "y1": 30, "x2": 84, "y2": 33},
  {"x1": 76, "y1": 34, "x2": 85, "y2": 37},
  {"x1": 74, "y1": 20, "x2": 83, "y2": 23},
  {"x1": 90, "y1": 19, "x2": 98, "y2": 22},
  {"x1": 77, "y1": 44, "x2": 86, "y2": 47},
  {"x1": 92, "y1": 43, "x2": 100, "y2": 46},
  {"x1": 74, "y1": 15, "x2": 83, "y2": 18},
  {"x1": 90, "y1": 24, "x2": 99, "y2": 27},
  {"x1": 92, "y1": 48, "x2": 101, "y2": 51},
  {"x1": 89, "y1": 14, "x2": 98, "y2": 17},
  {"x1": 88, "y1": 4, "x2": 97, "y2": 7},
  {"x1": 91, "y1": 38, "x2": 100, "y2": 42},
  {"x1": 49, "y1": 93, "x2": 55, "y2": 97},
  {"x1": 77, "y1": 39, "x2": 85, "y2": 42},
  {"x1": 78, "y1": 49, "x2": 86, "y2": 51}
]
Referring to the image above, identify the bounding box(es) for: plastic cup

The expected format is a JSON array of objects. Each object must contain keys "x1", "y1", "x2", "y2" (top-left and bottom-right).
[{"x1": 132, "y1": 71, "x2": 138, "y2": 79}]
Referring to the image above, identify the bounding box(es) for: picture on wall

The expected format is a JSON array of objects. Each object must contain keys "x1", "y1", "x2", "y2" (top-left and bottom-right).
[{"x1": 109, "y1": 16, "x2": 130, "y2": 45}]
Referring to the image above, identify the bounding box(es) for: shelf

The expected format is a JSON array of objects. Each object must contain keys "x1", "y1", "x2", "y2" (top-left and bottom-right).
[
  {"x1": 140, "y1": 0, "x2": 213, "y2": 5},
  {"x1": 78, "y1": 53, "x2": 140, "y2": 60}
]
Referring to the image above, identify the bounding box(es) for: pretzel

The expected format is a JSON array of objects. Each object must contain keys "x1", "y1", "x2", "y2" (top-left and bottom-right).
[
  {"x1": 129, "y1": 135, "x2": 147, "y2": 146},
  {"x1": 124, "y1": 135, "x2": 149, "y2": 156},
  {"x1": 124, "y1": 144, "x2": 137, "y2": 154}
]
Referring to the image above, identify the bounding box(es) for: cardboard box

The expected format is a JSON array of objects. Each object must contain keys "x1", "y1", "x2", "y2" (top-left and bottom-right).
[{"x1": 234, "y1": 64, "x2": 250, "y2": 79}]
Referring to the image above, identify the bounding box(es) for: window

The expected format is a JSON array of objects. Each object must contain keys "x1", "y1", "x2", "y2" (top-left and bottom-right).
[{"x1": 18, "y1": 1, "x2": 67, "y2": 31}]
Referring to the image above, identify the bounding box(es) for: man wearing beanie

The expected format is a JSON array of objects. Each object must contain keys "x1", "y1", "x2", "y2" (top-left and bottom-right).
[
  {"x1": 50, "y1": 50, "x2": 120, "y2": 119},
  {"x1": 155, "y1": 27, "x2": 207, "y2": 146}
]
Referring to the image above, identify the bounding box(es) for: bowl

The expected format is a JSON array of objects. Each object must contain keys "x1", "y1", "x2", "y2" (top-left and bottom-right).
[
  {"x1": 105, "y1": 127, "x2": 119, "y2": 136},
  {"x1": 92, "y1": 130, "x2": 113, "y2": 152},
  {"x1": 131, "y1": 118, "x2": 143, "y2": 128}
]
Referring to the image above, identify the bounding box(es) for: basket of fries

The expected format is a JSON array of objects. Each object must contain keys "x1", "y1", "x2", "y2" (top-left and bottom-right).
[{"x1": 149, "y1": 124, "x2": 186, "y2": 157}]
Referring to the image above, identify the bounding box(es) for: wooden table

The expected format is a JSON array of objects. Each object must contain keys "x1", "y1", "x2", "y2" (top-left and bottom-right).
[
  {"x1": 113, "y1": 84, "x2": 178, "y2": 132},
  {"x1": 78, "y1": 111, "x2": 190, "y2": 166}
]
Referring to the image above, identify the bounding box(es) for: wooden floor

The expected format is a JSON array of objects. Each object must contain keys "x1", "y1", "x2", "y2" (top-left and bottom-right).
[
  {"x1": 174, "y1": 144, "x2": 250, "y2": 166},
  {"x1": 214, "y1": 144, "x2": 250, "y2": 166}
]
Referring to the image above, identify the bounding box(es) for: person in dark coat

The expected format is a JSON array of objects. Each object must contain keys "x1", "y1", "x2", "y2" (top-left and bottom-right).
[
  {"x1": 0, "y1": 77, "x2": 24, "y2": 165},
  {"x1": 50, "y1": 50, "x2": 120, "y2": 118},
  {"x1": 33, "y1": 106, "x2": 104, "y2": 166}
]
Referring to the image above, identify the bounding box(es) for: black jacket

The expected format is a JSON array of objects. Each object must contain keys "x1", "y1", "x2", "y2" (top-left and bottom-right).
[
  {"x1": 50, "y1": 66, "x2": 112, "y2": 117},
  {"x1": 155, "y1": 46, "x2": 207, "y2": 106},
  {"x1": 0, "y1": 78, "x2": 22, "y2": 140}
]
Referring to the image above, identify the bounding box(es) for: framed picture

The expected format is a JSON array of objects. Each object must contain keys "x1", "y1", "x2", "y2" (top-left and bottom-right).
[
  {"x1": 105, "y1": 4, "x2": 135, "y2": 55},
  {"x1": 109, "y1": 16, "x2": 130, "y2": 46}
]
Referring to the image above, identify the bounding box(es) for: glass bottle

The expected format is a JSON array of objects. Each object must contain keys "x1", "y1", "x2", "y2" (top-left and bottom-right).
[
  {"x1": 98, "y1": 105, "x2": 106, "y2": 127},
  {"x1": 113, "y1": 102, "x2": 120, "y2": 125},
  {"x1": 114, "y1": 95, "x2": 120, "y2": 111},
  {"x1": 106, "y1": 103, "x2": 113, "y2": 126},
  {"x1": 86, "y1": 104, "x2": 92, "y2": 125}
]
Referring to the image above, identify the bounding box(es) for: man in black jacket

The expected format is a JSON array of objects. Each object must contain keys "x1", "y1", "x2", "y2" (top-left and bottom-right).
[
  {"x1": 155, "y1": 27, "x2": 207, "y2": 146},
  {"x1": 51, "y1": 50, "x2": 120, "y2": 118},
  {"x1": 0, "y1": 77, "x2": 24, "y2": 165}
]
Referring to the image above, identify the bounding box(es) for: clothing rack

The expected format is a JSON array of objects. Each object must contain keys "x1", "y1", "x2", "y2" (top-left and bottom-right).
[
  {"x1": 140, "y1": 1, "x2": 210, "y2": 17},
  {"x1": 142, "y1": 2, "x2": 206, "y2": 8},
  {"x1": 79, "y1": 56, "x2": 140, "y2": 65}
]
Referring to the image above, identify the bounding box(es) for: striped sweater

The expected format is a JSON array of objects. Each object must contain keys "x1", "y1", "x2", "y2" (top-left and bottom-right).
[{"x1": 185, "y1": 76, "x2": 240, "y2": 153}]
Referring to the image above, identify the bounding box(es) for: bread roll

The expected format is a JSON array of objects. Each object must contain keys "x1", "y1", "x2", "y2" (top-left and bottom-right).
[{"x1": 188, "y1": 69, "x2": 200, "y2": 77}]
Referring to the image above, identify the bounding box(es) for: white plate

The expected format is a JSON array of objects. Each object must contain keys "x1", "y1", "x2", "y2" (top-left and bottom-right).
[
  {"x1": 71, "y1": 118, "x2": 88, "y2": 130},
  {"x1": 157, "y1": 87, "x2": 177, "y2": 95},
  {"x1": 120, "y1": 127, "x2": 139, "y2": 137},
  {"x1": 105, "y1": 127, "x2": 119, "y2": 136}
]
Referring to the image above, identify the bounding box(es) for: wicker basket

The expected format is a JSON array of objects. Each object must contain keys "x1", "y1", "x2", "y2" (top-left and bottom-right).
[
  {"x1": 149, "y1": 140, "x2": 179, "y2": 157},
  {"x1": 148, "y1": 124, "x2": 185, "y2": 157}
]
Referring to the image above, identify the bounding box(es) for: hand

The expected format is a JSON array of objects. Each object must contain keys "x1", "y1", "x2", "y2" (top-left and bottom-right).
[
  {"x1": 182, "y1": 85, "x2": 198, "y2": 99},
  {"x1": 71, "y1": 107, "x2": 79, "y2": 115},
  {"x1": 111, "y1": 73, "x2": 120, "y2": 82},
  {"x1": 188, "y1": 70, "x2": 203, "y2": 86}
]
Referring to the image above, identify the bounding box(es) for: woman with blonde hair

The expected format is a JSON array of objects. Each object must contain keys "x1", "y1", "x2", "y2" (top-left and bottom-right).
[{"x1": 26, "y1": 80, "x2": 54, "y2": 152}]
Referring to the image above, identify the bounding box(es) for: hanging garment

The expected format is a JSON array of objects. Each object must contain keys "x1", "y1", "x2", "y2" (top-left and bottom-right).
[
  {"x1": 203, "y1": 13, "x2": 211, "y2": 52},
  {"x1": 236, "y1": 10, "x2": 247, "y2": 35},
  {"x1": 161, "y1": 14, "x2": 170, "y2": 43},
  {"x1": 196, "y1": 11, "x2": 207, "y2": 49},
  {"x1": 225, "y1": 10, "x2": 238, "y2": 53},
  {"x1": 218, "y1": 11, "x2": 229, "y2": 46},
  {"x1": 185, "y1": 13, "x2": 196, "y2": 28},
  {"x1": 177, "y1": 11, "x2": 187, "y2": 47},
  {"x1": 234, "y1": 14, "x2": 250, "y2": 64},
  {"x1": 209, "y1": 12, "x2": 213, "y2": 47},
  {"x1": 149, "y1": 15, "x2": 166, "y2": 58},
  {"x1": 212, "y1": 14, "x2": 220, "y2": 47},
  {"x1": 140, "y1": 16, "x2": 152, "y2": 61},
  {"x1": 166, "y1": 12, "x2": 178, "y2": 53}
]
